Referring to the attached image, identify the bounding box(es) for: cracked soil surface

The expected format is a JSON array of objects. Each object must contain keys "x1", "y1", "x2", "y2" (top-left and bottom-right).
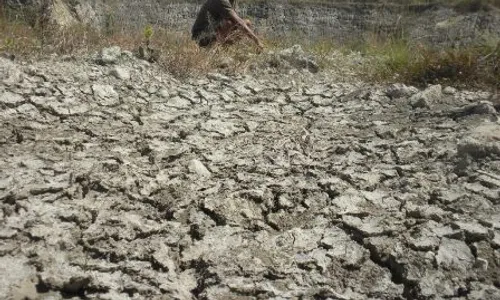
[{"x1": 1, "y1": 50, "x2": 500, "y2": 300}]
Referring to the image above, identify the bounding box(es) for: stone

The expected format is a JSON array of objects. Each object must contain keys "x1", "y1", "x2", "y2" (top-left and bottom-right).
[
  {"x1": 452, "y1": 221, "x2": 491, "y2": 242},
  {"x1": 159, "y1": 88, "x2": 170, "y2": 98},
  {"x1": 436, "y1": 238, "x2": 474, "y2": 272},
  {"x1": 207, "y1": 73, "x2": 232, "y2": 82},
  {"x1": 481, "y1": 214, "x2": 500, "y2": 229},
  {"x1": 166, "y1": 96, "x2": 191, "y2": 108},
  {"x1": 433, "y1": 189, "x2": 465, "y2": 204},
  {"x1": 92, "y1": 84, "x2": 119, "y2": 106},
  {"x1": 406, "y1": 204, "x2": 447, "y2": 222},
  {"x1": 415, "y1": 272, "x2": 455, "y2": 298},
  {"x1": 465, "y1": 101, "x2": 497, "y2": 115},
  {"x1": 409, "y1": 84, "x2": 442, "y2": 109},
  {"x1": 467, "y1": 283, "x2": 500, "y2": 300},
  {"x1": 408, "y1": 227, "x2": 440, "y2": 251},
  {"x1": 0, "y1": 227, "x2": 17, "y2": 239},
  {"x1": 110, "y1": 66, "x2": 130, "y2": 80},
  {"x1": 342, "y1": 215, "x2": 392, "y2": 237},
  {"x1": 477, "y1": 173, "x2": 500, "y2": 189},
  {"x1": 330, "y1": 190, "x2": 368, "y2": 215},
  {"x1": 385, "y1": 83, "x2": 419, "y2": 99},
  {"x1": 151, "y1": 243, "x2": 176, "y2": 273},
  {"x1": 74, "y1": 72, "x2": 89, "y2": 82},
  {"x1": 276, "y1": 45, "x2": 320, "y2": 73},
  {"x1": 200, "y1": 119, "x2": 244, "y2": 137},
  {"x1": 0, "y1": 176, "x2": 12, "y2": 190},
  {"x1": 457, "y1": 123, "x2": 500, "y2": 159},
  {"x1": 0, "y1": 256, "x2": 36, "y2": 298},
  {"x1": 0, "y1": 57, "x2": 22, "y2": 85},
  {"x1": 362, "y1": 190, "x2": 400, "y2": 210},
  {"x1": 97, "y1": 46, "x2": 122, "y2": 65},
  {"x1": 137, "y1": 46, "x2": 159, "y2": 62},
  {"x1": 410, "y1": 97, "x2": 430, "y2": 109},
  {"x1": 492, "y1": 232, "x2": 500, "y2": 248},
  {"x1": 0, "y1": 91, "x2": 24, "y2": 107},
  {"x1": 8, "y1": 276, "x2": 38, "y2": 300},
  {"x1": 474, "y1": 257, "x2": 488, "y2": 271},
  {"x1": 321, "y1": 227, "x2": 367, "y2": 267},
  {"x1": 188, "y1": 159, "x2": 211, "y2": 177},
  {"x1": 443, "y1": 86, "x2": 457, "y2": 95}
]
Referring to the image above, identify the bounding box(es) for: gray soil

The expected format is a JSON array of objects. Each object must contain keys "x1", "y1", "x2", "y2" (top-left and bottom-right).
[{"x1": 1, "y1": 48, "x2": 500, "y2": 300}]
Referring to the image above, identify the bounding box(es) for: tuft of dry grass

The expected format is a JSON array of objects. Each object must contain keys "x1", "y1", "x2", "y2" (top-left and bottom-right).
[
  {"x1": 0, "y1": 7, "x2": 263, "y2": 77},
  {"x1": 363, "y1": 34, "x2": 500, "y2": 88},
  {"x1": 147, "y1": 29, "x2": 263, "y2": 77},
  {"x1": 452, "y1": 0, "x2": 500, "y2": 12}
]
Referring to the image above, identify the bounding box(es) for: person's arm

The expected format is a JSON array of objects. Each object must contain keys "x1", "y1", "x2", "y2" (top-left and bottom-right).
[{"x1": 227, "y1": 10, "x2": 264, "y2": 49}]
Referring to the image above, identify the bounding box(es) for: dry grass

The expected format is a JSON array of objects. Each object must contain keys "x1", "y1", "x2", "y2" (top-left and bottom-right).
[
  {"x1": 0, "y1": 6, "x2": 263, "y2": 77},
  {"x1": 147, "y1": 30, "x2": 263, "y2": 77},
  {"x1": 452, "y1": 0, "x2": 500, "y2": 12},
  {"x1": 363, "y1": 34, "x2": 500, "y2": 88},
  {"x1": 1, "y1": 4, "x2": 499, "y2": 87},
  {"x1": 239, "y1": 0, "x2": 500, "y2": 11}
]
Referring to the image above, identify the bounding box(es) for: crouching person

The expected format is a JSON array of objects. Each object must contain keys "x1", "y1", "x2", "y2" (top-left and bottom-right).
[{"x1": 191, "y1": 0, "x2": 264, "y2": 49}]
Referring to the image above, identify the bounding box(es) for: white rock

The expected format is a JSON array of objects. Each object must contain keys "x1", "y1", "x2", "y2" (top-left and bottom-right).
[
  {"x1": 453, "y1": 221, "x2": 490, "y2": 241},
  {"x1": 409, "y1": 84, "x2": 442, "y2": 109},
  {"x1": 110, "y1": 66, "x2": 130, "y2": 80},
  {"x1": 188, "y1": 159, "x2": 211, "y2": 177},
  {"x1": 98, "y1": 46, "x2": 122, "y2": 65},
  {"x1": 276, "y1": 45, "x2": 319, "y2": 73},
  {"x1": 385, "y1": 83, "x2": 419, "y2": 99},
  {"x1": 443, "y1": 86, "x2": 457, "y2": 95},
  {"x1": 0, "y1": 91, "x2": 24, "y2": 107},
  {"x1": 457, "y1": 123, "x2": 500, "y2": 159},
  {"x1": 436, "y1": 238, "x2": 474, "y2": 272},
  {"x1": 0, "y1": 58, "x2": 23, "y2": 85},
  {"x1": 91, "y1": 84, "x2": 119, "y2": 106},
  {"x1": 492, "y1": 232, "x2": 500, "y2": 248},
  {"x1": 474, "y1": 257, "x2": 488, "y2": 271},
  {"x1": 159, "y1": 88, "x2": 170, "y2": 98}
]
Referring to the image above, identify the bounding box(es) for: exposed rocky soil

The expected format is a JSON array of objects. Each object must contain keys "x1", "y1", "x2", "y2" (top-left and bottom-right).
[{"x1": 1, "y1": 48, "x2": 500, "y2": 300}]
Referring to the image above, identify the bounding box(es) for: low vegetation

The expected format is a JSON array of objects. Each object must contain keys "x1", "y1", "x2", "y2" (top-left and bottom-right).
[
  {"x1": 1, "y1": 3, "x2": 499, "y2": 88},
  {"x1": 363, "y1": 34, "x2": 500, "y2": 88}
]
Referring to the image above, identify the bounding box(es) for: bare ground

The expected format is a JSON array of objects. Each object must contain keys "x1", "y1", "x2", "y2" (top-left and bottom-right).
[{"x1": 1, "y1": 50, "x2": 500, "y2": 300}]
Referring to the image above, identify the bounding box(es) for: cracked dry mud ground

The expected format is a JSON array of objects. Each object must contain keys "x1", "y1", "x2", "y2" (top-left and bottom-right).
[{"x1": 1, "y1": 53, "x2": 500, "y2": 300}]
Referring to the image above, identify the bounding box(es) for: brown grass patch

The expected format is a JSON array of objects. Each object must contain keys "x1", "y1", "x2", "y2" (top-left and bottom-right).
[
  {"x1": 0, "y1": 7, "x2": 263, "y2": 77},
  {"x1": 365, "y1": 35, "x2": 500, "y2": 88}
]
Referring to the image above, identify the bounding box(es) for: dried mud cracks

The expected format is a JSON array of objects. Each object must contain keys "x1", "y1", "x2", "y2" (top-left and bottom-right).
[{"x1": 1, "y1": 53, "x2": 500, "y2": 300}]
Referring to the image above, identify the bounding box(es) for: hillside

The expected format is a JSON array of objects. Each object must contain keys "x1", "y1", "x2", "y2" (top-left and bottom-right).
[{"x1": 4, "y1": 0, "x2": 500, "y2": 45}]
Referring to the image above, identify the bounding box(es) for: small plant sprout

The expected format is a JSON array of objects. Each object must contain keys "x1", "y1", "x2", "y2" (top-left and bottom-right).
[{"x1": 144, "y1": 25, "x2": 154, "y2": 47}]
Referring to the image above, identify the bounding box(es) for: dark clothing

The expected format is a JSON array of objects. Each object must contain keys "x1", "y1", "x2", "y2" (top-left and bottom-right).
[
  {"x1": 196, "y1": 35, "x2": 217, "y2": 48},
  {"x1": 191, "y1": 0, "x2": 235, "y2": 47}
]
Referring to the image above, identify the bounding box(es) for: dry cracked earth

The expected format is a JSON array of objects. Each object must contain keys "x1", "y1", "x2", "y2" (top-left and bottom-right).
[{"x1": 1, "y1": 47, "x2": 500, "y2": 300}]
